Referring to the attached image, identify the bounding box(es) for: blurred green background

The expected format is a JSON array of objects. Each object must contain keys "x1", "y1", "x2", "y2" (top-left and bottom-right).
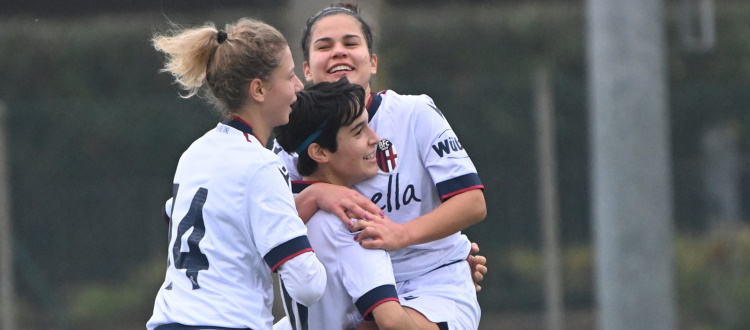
[{"x1": 2, "y1": 0, "x2": 750, "y2": 329}]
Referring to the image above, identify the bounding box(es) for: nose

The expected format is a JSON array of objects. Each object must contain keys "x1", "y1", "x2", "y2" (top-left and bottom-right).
[
  {"x1": 293, "y1": 74, "x2": 303, "y2": 92},
  {"x1": 368, "y1": 127, "x2": 380, "y2": 144},
  {"x1": 332, "y1": 43, "x2": 347, "y2": 58}
]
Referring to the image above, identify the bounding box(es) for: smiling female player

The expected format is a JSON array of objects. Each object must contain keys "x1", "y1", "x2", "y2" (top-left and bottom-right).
[
  {"x1": 274, "y1": 3, "x2": 486, "y2": 329},
  {"x1": 275, "y1": 78, "x2": 418, "y2": 330},
  {"x1": 147, "y1": 18, "x2": 326, "y2": 330}
]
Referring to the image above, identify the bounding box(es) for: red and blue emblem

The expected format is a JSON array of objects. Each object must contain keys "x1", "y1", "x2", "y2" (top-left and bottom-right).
[{"x1": 376, "y1": 139, "x2": 398, "y2": 173}]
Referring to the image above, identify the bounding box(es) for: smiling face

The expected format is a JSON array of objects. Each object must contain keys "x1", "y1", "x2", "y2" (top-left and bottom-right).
[
  {"x1": 302, "y1": 13, "x2": 377, "y2": 93},
  {"x1": 320, "y1": 110, "x2": 380, "y2": 187},
  {"x1": 262, "y1": 46, "x2": 304, "y2": 128}
]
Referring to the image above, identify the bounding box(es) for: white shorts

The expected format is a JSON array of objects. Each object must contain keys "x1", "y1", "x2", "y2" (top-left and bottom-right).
[{"x1": 397, "y1": 260, "x2": 481, "y2": 330}]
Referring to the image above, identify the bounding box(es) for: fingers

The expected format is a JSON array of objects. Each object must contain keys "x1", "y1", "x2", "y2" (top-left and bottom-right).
[
  {"x1": 474, "y1": 255, "x2": 487, "y2": 267},
  {"x1": 473, "y1": 265, "x2": 486, "y2": 282},
  {"x1": 358, "y1": 239, "x2": 382, "y2": 249},
  {"x1": 341, "y1": 190, "x2": 382, "y2": 219},
  {"x1": 470, "y1": 242, "x2": 480, "y2": 254},
  {"x1": 475, "y1": 284, "x2": 482, "y2": 292},
  {"x1": 350, "y1": 219, "x2": 371, "y2": 232},
  {"x1": 332, "y1": 208, "x2": 355, "y2": 228},
  {"x1": 354, "y1": 227, "x2": 387, "y2": 250}
]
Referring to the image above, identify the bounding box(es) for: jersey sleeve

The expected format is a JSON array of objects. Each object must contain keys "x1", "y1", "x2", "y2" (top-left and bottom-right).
[
  {"x1": 162, "y1": 197, "x2": 173, "y2": 225},
  {"x1": 413, "y1": 95, "x2": 484, "y2": 201},
  {"x1": 323, "y1": 217, "x2": 399, "y2": 320},
  {"x1": 272, "y1": 138, "x2": 302, "y2": 182},
  {"x1": 245, "y1": 157, "x2": 312, "y2": 271}
]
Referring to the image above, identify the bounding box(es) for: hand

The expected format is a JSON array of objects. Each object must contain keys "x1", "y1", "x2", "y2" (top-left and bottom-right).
[
  {"x1": 309, "y1": 183, "x2": 383, "y2": 227},
  {"x1": 467, "y1": 242, "x2": 487, "y2": 292},
  {"x1": 352, "y1": 214, "x2": 410, "y2": 251}
]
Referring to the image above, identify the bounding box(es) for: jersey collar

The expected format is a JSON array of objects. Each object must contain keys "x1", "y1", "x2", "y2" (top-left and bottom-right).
[
  {"x1": 366, "y1": 92, "x2": 383, "y2": 122},
  {"x1": 222, "y1": 115, "x2": 254, "y2": 134},
  {"x1": 222, "y1": 115, "x2": 258, "y2": 142}
]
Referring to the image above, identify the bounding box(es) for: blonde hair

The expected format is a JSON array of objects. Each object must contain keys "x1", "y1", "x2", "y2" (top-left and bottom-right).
[{"x1": 152, "y1": 18, "x2": 288, "y2": 115}]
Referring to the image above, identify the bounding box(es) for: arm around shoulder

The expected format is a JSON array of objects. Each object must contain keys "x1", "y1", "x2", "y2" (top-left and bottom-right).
[
  {"x1": 370, "y1": 301, "x2": 418, "y2": 330},
  {"x1": 295, "y1": 182, "x2": 382, "y2": 225},
  {"x1": 402, "y1": 188, "x2": 486, "y2": 246}
]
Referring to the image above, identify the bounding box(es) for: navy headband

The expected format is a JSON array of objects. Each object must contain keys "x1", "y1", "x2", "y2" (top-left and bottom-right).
[{"x1": 295, "y1": 118, "x2": 330, "y2": 155}]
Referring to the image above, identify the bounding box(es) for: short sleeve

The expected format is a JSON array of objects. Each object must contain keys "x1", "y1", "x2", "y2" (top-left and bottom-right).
[
  {"x1": 412, "y1": 95, "x2": 484, "y2": 201},
  {"x1": 162, "y1": 197, "x2": 174, "y2": 224},
  {"x1": 272, "y1": 139, "x2": 302, "y2": 181},
  {"x1": 327, "y1": 219, "x2": 399, "y2": 318},
  {"x1": 246, "y1": 158, "x2": 312, "y2": 271}
]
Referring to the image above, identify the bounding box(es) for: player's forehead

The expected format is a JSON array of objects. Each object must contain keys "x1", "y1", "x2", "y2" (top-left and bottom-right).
[{"x1": 340, "y1": 109, "x2": 368, "y2": 132}]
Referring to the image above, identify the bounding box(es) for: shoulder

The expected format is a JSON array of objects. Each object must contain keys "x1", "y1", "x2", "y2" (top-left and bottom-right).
[
  {"x1": 307, "y1": 210, "x2": 346, "y2": 232},
  {"x1": 380, "y1": 90, "x2": 442, "y2": 118}
]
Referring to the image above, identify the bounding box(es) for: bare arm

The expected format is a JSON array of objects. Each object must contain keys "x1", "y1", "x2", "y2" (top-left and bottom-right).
[
  {"x1": 354, "y1": 189, "x2": 486, "y2": 250},
  {"x1": 369, "y1": 301, "x2": 418, "y2": 330},
  {"x1": 294, "y1": 182, "x2": 383, "y2": 225}
]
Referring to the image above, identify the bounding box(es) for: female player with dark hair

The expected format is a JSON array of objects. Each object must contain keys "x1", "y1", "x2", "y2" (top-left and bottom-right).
[
  {"x1": 275, "y1": 3, "x2": 486, "y2": 329},
  {"x1": 147, "y1": 18, "x2": 327, "y2": 330},
  {"x1": 275, "y1": 78, "x2": 418, "y2": 330}
]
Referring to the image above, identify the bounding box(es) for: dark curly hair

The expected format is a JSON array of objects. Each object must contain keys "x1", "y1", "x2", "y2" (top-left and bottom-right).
[{"x1": 275, "y1": 77, "x2": 365, "y2": 176}]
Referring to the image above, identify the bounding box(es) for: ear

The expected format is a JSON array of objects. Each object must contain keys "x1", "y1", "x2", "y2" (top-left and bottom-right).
[
  {"x1": 370, "y1": 53, "x2": 378, "y2": 75},
  {"x1": 303, "y1": 61, "x2": 314, "y2": 83},
  {"x1": 307, "y1": 143, "x2": 331, "y2": 164},
  {"x1": 248, "y1": 78, "x2": 265, "y2": 102}
]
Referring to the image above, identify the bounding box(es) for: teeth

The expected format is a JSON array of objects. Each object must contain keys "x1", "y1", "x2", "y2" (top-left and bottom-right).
[
  {"x1": 363, "y1": 152, "x2": 375, "y2": 160},
  {"x1": 329, "y1": 65, "x2": 352, "y2": 73}
]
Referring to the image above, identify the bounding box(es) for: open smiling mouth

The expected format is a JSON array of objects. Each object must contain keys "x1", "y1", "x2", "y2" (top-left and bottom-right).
[{"x1": 328, "y1": 65, "x2": 353, "y2": 74}]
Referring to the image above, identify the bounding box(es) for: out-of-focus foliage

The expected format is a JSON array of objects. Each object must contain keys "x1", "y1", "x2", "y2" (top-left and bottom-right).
[{"x1": 674, "y1": 227, "x2": 750, "y2": 329}]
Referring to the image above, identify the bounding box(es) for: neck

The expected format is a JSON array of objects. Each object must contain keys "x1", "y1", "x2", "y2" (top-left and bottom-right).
[
  {"x1": 233, "y1": 111, "x2": 270, "y2": 147},
  {"x1": 364, "y1": 85, "x2": 372, "y2": 105},
  {"x1": 303, "y1": 169, "x2": 350, "y2": 188}
]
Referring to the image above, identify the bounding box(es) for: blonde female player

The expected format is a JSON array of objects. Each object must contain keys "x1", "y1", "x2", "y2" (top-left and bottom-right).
[
  {"x1": 147, "y1": 18, "x2": 326, "y2": 330},
  {"x1": 275, "y1": 3, "x2": 486, "y2": 329}
]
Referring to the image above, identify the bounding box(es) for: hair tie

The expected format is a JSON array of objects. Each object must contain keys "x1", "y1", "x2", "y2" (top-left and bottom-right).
[
  {"x1": 295, "y1": 118, "x2": 330, "y2": 155},
  {"x1": 217, "y1": 30, "x2": 228, "y2": 44}
]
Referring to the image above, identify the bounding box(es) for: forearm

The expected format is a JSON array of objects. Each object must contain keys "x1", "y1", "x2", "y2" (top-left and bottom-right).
[
  {"x1": 403, "y1": 189, "x2": 486, "y2": 246},
  {"x1": 294, "y1": 187, "x2": 319, "y2": 223},
  {"x1": 371, "y1": 302, "x2": 418, "y2": 330}
]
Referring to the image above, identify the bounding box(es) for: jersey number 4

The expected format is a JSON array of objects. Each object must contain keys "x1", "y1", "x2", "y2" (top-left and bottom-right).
[{"x1": 170, "y1": 184, "x2": 210, "y2": 289}]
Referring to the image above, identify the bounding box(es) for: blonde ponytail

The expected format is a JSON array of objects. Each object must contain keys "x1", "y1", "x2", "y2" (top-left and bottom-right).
[{"x1": 152, "y1": 18, "x2": 287, "y2": 115}]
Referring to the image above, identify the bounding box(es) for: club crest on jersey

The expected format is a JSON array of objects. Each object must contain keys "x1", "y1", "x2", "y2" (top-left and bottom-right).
[{"x1": 376, "y1": 139, "x2": 398, "y2": 173}]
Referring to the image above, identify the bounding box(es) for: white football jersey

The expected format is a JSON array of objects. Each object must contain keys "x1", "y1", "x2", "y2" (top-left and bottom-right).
[
  {"x1": 282, "y1": 211, "x2": 398, "y2": 330},
  {"x1": 148, "y1": 118, "x2": 317, "y2": 330},
  {"x1": 274, "y1": 90, "x2": 484, "y2": 283}
]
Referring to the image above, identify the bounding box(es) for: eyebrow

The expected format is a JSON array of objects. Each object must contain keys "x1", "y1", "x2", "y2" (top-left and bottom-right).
[
  {"x1": 348, "y1": 120, "x2": 366, "y2": 133},
  {"x1": 313, "y1": 34, "x2": 362, "y2": 45}
]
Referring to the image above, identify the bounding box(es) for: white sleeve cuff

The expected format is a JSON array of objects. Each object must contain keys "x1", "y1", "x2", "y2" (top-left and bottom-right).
[{"x1": 277, "y1": 251, "x2": 327, "y2": 306}]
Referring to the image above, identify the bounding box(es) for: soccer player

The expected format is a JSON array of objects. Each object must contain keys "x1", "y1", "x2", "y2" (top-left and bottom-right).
[
  {"x1": 274, "y1": 3, "x2": 486, "y2": 329},
  {"x1": 147, "y1": 18, "x2": 326, "y2": 330},
  {"x1": 274, "y1": 78, "x2": 418, "y2": 330}
]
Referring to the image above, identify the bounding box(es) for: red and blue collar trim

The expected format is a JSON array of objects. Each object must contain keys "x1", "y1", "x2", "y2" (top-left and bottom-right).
[
  {"x1": 222, "y1": 115, "x2": 257, "y2": 142},
  {"x1": 367, "y1": 91, "x2": 383, "y2": 122}
]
